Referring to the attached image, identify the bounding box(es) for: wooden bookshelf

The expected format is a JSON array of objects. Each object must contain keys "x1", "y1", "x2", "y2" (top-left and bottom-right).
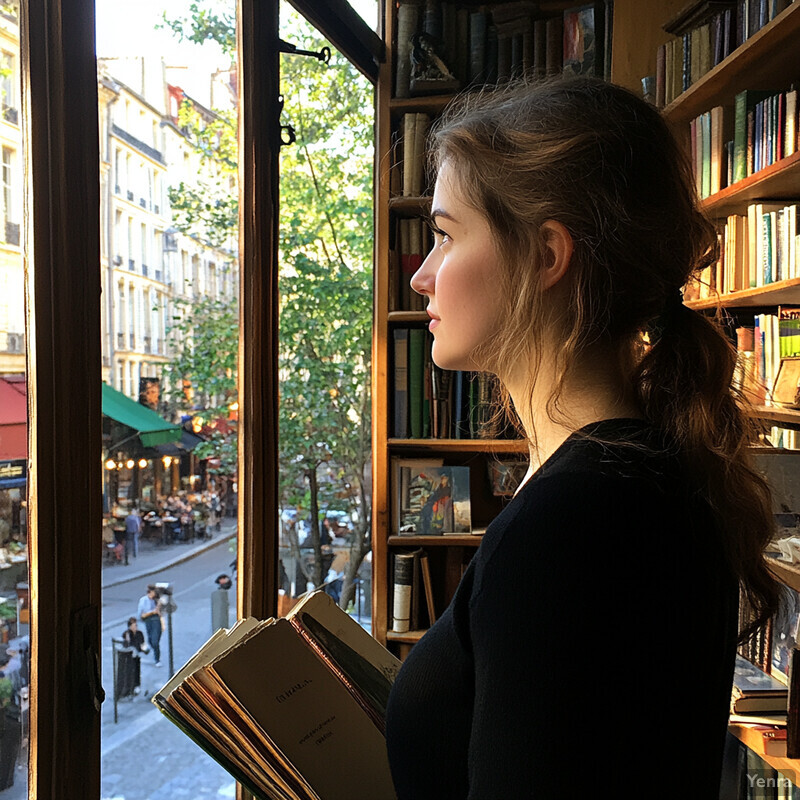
[
  {"x1": 728, "y1": 723, "x2": 800, "y2": 785},
  {"x1": 388, "y1": 534, "x2": 483, "y2": 547},
  {"x1": 387, "y1": 437, "x2": 527, "y2": 453},
  {"x1": 663, "y1": 1, "x2": 800, "y2": 125},
  {"x1": 686, "y1": 278, "x2": 800, "y2": 310},
  {"x1": 388, "y1": 195, "x2": 431, "y2": 215},
  {"x1": 701, "y1": 151, "x2": 800, "y2": 220}
]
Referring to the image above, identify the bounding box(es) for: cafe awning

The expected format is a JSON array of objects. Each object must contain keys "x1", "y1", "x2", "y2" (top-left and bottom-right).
[
  {"x1": 0, "y1": 378, "x2": 27, "y2": 462},
  {"x1": 102, "y1": 382, "x2": 181, "y2": 448}
]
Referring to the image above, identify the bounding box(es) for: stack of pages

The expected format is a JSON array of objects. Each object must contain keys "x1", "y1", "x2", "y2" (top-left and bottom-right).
[{"x1": 153, "y1": 591, "x2": 401, "y2": 800}]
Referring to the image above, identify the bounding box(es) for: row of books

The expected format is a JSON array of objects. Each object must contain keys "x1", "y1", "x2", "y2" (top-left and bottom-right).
[
  {"x1": 392, "y1": 327, "x2": 502, "y2": 439},
  {"x1": 733, "y1": 307, "x2": 800, "y2": 406},
  {"x1": 687, "y1": 87, "x2": 799, "y2": 200},
  {"x1": 391, "y1": 217, "x2": 428, "y2": 312},
  {"x1": 725, "y1": 740, "x2": 799, "y2": 798},
  {"x1": 766, "y1": 426, "x2": 800, "y2": 448},
  {"x1": 394, "y1": 1, "x2": 613, "y2": 99},
  {"x1": 684, "y1": 202, "x2": 800, "y2": 300},
  {"x1": 655, "y1": 0, "x2": 795, "y2": 108},
  {"x1": 397, "y1": 113, "x2": 430, "y2": 197}
]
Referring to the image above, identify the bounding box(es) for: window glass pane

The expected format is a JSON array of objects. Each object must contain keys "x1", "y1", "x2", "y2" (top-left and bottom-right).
[
  {"x1": 0, "y1": 4, "x2": 28, "y2": 796},
  {"x1": 350, "y1": 0, "x2": 379, "y2": 31},
  {"x1": 277, "y1": 2, "x2": 374, "y2": 629},
  {"x1": 96, "y1": 1, "x2": 240, "y2": 796}
]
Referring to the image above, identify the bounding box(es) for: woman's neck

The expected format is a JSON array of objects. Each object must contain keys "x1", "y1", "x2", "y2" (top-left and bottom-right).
[{"x1": 505, "y1": 345, "x2": 643, "y2": 479}]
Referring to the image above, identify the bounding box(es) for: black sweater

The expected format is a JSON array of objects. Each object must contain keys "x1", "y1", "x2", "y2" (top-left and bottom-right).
[{"x1": 385, "y1": 419, "x2": 738, "y2": 799}]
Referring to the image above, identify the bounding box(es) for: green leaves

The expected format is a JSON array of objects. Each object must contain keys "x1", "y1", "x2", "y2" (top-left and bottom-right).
[{"x1": 163, "y1": 3, "x2": 375, "y2": 592}]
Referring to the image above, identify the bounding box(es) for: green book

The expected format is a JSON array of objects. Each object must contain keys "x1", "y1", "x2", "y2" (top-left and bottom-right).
[{"x1": 779, "y1": 306, "x2": 800, "y2": 359}]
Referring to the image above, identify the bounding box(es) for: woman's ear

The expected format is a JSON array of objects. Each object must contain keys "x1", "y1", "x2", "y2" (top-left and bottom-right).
[{"x1": 539, "y1": 220, "x2": 573, "y2": 291}]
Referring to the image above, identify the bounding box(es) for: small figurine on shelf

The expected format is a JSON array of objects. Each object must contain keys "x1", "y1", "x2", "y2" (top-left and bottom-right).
[{"x1": 409, "y1": 33, "x2": 459, "y2": 96}]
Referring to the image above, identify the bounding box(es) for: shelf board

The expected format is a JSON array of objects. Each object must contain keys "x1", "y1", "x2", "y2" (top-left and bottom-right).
[
  {"x1": 388, "y1": 195, "x2": 431, "y2": 216},
  {"x1": 701, "y1": 152, "x2": 800, "y2": 219},
  {"x1": 388, "y1": 534, "x2": 483, "y2": 546},
  {"x1": 386, "y1": 629, "x2": 427, "y2": 644},
  {"x1": 728, "y1": 723, "x2": 799, "y2": 784},
  {"x1": 751, "y1": 406, "x2": 800, "y2": 426},
  {"x1": 389, "y1": 94, "x2": 453, "y2": 115},
  {"x1": 686, "y1": 278, "x2": 800, "y2": 310},
  {"x1": 663, "y1": 2, "x2": 800, "y2": 125},
  {"x1": 388, "y1": 310, "x2": 428, "y2": 323},
  {"x1": 388, "y1": 438, "x2": 528, "y2": 453}
]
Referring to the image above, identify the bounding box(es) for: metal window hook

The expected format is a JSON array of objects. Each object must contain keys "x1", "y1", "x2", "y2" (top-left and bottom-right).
[
  {"x1": 278, "y1": 39, "x2": 332, "y2": 64},
  {"x1": 277, "y1": 95, "x2": 296, "y2": 147}
]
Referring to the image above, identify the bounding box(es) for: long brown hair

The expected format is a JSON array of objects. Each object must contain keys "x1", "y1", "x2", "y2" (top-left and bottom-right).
[{"x1": 429, "y1": 77, "x2": 778, "y2": 641}]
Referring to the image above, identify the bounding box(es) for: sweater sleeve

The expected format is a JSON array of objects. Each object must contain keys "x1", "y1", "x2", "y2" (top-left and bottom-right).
[{"x1": 465, "y1": 471, "x2": 734, "y2": 797}]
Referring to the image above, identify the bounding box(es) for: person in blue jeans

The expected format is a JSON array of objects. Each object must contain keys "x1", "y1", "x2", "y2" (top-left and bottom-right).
[
  {"x1": 124, "y1": 506, "x2": 143, "y2": 558},
  {"x1": 137, "y1": 584, "x2": 162, "y2": 666}
]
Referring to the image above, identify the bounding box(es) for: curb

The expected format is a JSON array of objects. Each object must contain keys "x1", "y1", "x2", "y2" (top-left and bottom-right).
[{"x1": 102, "y1": 526, "x2": 237, "y2": 591}]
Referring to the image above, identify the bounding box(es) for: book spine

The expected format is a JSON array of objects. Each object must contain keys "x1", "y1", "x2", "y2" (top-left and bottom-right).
[
  {"x1": 419, "y1": 551, "x2": 436, "y2": 626},
  {"x1": 789, "y1": 647, "x2": 800, "y2": 757},
  {"x1": 408, "y1": 328, "x2": 425, "y2": 439},
  {"x1": 395, "y1": 3, "x2": 419, "y2": 99},
  {"x1": 393, "y1": 328, "x2": 409, "y2": 438},
  {"x1": 545, "y1": 17, "x2": 563, "y2": 78},
  {"x1": 734, "y1": 90, "x2": 747, "y2": 182},
  {"x1": 402, "y1": 113, "x2": 417, "y2": 197},
  {"x1": 469, "y1": 11, "x2": 487, "y2": 84},
  {"x1": 392, "y1": 551, "x2": 416, "y2": 632}
]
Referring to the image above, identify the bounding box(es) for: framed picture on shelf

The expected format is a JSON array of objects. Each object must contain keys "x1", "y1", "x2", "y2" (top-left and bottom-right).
[{"x1": 396, "y1": 464, "x2": 471, "y2": 535}]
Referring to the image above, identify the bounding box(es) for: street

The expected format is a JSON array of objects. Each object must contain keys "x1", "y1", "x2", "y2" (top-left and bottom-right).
[{"x1": 100, "y1": 534, "x2": 238, "y2": 800}]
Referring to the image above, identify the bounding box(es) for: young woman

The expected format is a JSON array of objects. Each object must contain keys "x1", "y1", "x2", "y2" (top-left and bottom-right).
[{"x1": 385, "y1": 77, "x2": 778, "y2": 798}]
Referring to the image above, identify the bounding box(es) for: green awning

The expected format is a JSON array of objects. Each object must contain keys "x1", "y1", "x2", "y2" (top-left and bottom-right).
[{"x1": 101, "y1": 382, "x2": 181, "y2": 447}]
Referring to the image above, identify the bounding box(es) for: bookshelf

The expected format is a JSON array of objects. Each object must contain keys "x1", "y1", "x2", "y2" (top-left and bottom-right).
[{"x1": 640, "y1": 0, "x2": 800, "y2": 783}]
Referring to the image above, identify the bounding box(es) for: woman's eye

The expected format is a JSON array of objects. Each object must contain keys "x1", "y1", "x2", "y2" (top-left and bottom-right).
[{"x1": 429, "y1": 224, "x2": 450, "y2": 245}]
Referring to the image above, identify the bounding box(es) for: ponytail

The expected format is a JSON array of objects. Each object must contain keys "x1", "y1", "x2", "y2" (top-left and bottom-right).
[{"x1": 637, "y1": 305, "x2": 778, "y2": 642}]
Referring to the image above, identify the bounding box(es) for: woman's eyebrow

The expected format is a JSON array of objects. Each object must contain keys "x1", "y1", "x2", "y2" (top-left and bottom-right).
[{"x1": 431, "y1": 207, "x2": 459, "y2": 224}]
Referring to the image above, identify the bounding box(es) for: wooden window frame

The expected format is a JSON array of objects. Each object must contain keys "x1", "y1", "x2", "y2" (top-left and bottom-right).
[{"x1": 20, "y1": 0, "x2": 380, "y2": 796}]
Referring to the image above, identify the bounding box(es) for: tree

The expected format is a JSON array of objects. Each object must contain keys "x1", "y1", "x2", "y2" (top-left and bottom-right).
[
  {"x1": 164, "y1": 2, "x2": 375, "y2": 610},
  {"x1": 163, "y1": 294, "x2": 239, "y2": 478}
]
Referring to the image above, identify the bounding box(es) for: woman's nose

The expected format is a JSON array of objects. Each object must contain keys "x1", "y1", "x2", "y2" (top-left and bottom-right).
[{"x1": 410, "y1": 248, "x2": 439, "y2": 297}]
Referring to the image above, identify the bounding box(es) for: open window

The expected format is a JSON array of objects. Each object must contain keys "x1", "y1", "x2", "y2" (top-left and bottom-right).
[{"x1": 20, "y1": 0, "x2": 383, "y2": 796}]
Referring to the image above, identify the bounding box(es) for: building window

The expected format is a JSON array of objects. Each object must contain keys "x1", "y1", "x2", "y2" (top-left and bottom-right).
[{"x1": 0, "y1": 51, "x2": 16, "y2": 121}]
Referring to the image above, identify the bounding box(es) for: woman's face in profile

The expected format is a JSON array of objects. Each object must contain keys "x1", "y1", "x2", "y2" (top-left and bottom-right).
[{"x1": 410, "y1": 162, "x2": 503, "y2": 372}]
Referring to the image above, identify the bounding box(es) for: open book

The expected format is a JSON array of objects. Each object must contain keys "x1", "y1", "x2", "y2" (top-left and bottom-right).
[{"x1": 152, "y1": 591, "x2": 401, "y2": 800}]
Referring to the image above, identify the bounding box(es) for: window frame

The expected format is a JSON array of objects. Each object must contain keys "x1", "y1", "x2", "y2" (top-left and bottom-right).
[{"x1": 20, "y1": 0, "x2": 382, "y2": 796}]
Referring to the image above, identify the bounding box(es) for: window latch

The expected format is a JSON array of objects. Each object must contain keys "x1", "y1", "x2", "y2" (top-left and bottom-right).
[
  {"x1": 277, "y1": 96, "x2": 296, "y2": 148},
  {"x1": 278, "y1": 39, "x2": 331, "y2": 65}
]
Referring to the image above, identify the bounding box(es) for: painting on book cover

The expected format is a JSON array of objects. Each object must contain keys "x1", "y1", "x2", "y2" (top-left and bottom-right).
[
  {"x1": 563, "y1": 4, "x2": 600, "y2": 77},
  {"x1": 771, "y1": 581, "x2": 800, "y2": 684},
  {"x1": 399, "y1": 465, "x2": 471, "y2": 535}
]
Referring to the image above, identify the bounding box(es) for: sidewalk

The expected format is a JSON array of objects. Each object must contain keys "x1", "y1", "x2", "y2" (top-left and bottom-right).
[{"x1": 103, "y1": 517, "x2": 238, "y2": 591}]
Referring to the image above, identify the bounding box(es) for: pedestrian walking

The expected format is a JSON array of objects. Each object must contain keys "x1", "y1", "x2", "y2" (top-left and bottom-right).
[
  {"x1": 124, "y1": 506, "x2": 143, "y2": 559},
  {"x1": 137, "y1": 584, "x2": 162, "y2": 666}
]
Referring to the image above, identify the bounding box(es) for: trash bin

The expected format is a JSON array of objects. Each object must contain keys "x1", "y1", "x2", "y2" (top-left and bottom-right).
[{"x1": 112, "y1": 642, "x2": 139, "y2": 702}]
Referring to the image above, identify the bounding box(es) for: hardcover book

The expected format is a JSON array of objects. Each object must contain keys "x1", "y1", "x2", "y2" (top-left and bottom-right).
[
  {"x1": 732, "y1": 653, "x2": 789, "y2": 713},
  {"x1": 153, "y1": 591, "x2": 400, "y2": 800}
]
